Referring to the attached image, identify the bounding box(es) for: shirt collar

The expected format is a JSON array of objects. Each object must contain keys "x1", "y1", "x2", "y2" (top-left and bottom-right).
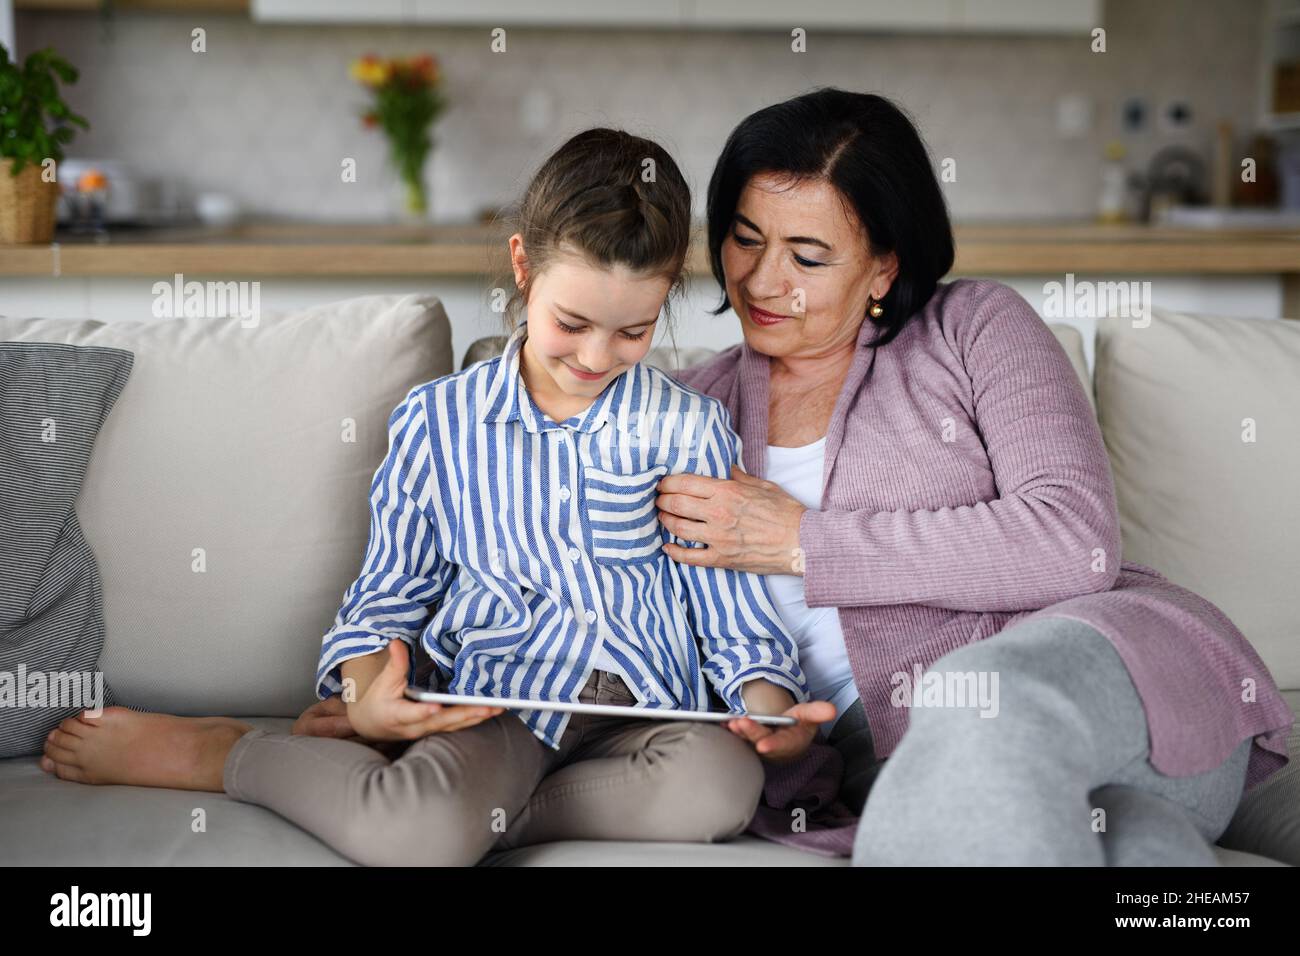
[{"x1": 480, "y1": 321, "x2": 632, "y2": 435}]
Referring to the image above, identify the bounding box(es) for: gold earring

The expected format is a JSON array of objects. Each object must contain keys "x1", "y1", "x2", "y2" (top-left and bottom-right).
[{"x1": 868, "y1": 298, "x2": 884, "y2": 318}]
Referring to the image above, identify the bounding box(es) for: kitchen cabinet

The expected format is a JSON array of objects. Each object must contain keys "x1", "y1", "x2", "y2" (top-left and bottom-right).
[
  {"x1": 687, "y1": 0, "x2": 1098, "y2": 34},
  {"x1": 3, "y1": 221, "x2": 1294, "y2": 372},
  {"x1": 250, "y1": 0, "x2": 403, "y2": 23},
  {"x1": 407, "y1": 1, "x2": 682, "y2": 28},
  {"x1": 14, "y1": 0, "x2": 249, "y2": 10},
  {"x1": 1, "y1": 272, "x2": 1286, "y2": 380},
  {"x1": 954, "y1": 0, "x2": 1100, "y2": 33},
  {"x1": 1260, "y1": 0, "x2": 1300, "y2": 130},
  {"x1": 686, "y1": 0, "x2": 955, "y2": 31},
  {"x1": 252, "y1": 0, "x2": 681, "y2": 27},
  {"x1": 250, "y1": 0, "x2": 1101, "y2": 33}
]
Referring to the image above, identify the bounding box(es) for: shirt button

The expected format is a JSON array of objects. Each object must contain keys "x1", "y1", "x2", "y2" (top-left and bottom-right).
[
  {"x1": 584, "y1": 609, "x2": 597, "y2": 624},
  {"x1": 568, "y1": 547, "x2": 580, "y2": 561},
  {"x1": 559, "y1": 486, "x2": 571, "y2": 501}
]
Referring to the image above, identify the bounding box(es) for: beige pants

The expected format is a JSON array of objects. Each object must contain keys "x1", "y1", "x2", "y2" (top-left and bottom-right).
[{"x1": 223, "y1": 669, "x2": 765, "y2": 866}]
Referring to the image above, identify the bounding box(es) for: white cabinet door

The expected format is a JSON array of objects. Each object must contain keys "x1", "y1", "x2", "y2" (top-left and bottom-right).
[
  {"x1": 955, "y1": 0, "x2": 1101, "y2": 33},
  {"x1": 252, "y1": 0, "x2": 407, "y2": 23},
  {"x1": 407, "y1": 0, "x2": 685, "y2": 27},
  {"x1": 687, "y1": 0, "x2": 957, "y2": 31},
  {"x1": 252, "y1": 0, "x2": 1099, "y2": 31}
]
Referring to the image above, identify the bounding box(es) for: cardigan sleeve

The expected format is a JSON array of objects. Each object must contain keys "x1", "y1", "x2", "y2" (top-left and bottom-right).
[
  {"x1": 315, "y1": 387, "x2": 457, "y2": 699},
  {"x1": 799, "y1": 283, "x2": 1122, "y2": 612}
]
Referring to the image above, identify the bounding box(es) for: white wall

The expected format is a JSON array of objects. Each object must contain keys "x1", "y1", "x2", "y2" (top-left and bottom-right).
[
  {"x1": 13, "y1": 0, "x2": 1267, "y2": 225},
  {"x1": 0, "y1": 1, "x2": 12, "y2": 56}
]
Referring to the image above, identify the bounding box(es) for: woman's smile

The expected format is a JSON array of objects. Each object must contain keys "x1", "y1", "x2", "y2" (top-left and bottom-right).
[{"x1": 746, "y1": 302, "x2": 792, "y2": 326}]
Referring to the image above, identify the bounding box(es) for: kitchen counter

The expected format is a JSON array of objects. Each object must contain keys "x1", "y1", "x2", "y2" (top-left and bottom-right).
[
  {"x1": 4, "y1": 219, "x2": 1300, "y2": 278},
  {"x1": 5, "y1": 218, "x2": 1300, "y2": 321}
]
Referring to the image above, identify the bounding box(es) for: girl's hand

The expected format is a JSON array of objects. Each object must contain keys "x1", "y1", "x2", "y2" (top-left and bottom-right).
[
  {"x1": 292, "y1": 696, "x2": 356, "y2": 739},
  {"x1": 725, "y1": 700, "x2": 837, "y2": 764},
  {"x1": 656, "y1": 465, "x2": 807, "y2": 575},
  {"x1": 348, "y1": 640, "x2": 505, "y2": 742}
]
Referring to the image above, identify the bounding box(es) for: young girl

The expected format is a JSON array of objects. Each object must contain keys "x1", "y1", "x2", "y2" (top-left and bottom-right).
[{"x1": 41, "y1": 128, "x2": 832, "y2": 866}]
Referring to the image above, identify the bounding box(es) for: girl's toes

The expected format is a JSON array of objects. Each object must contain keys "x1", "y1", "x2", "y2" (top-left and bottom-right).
[
  {"x1": 50, "y1": 760, "x2": 90, "y2": 784},
  {"x1": 47, "y1": 728, "x2": 80, "y2": 755},
  {"x1": 58, "y1": 714, "x2": 90, "y2": 736},
  {"x1": 39, "y1": 755, "x2": 55, "y2": 774},
  {"x1": 44, "y1": 739, "x2": 78, "y2": 767}
]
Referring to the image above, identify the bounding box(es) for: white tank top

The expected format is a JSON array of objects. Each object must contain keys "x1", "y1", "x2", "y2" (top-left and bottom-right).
[{"x1": 763, "y1": 437, "x2": 860, "y2": 737}]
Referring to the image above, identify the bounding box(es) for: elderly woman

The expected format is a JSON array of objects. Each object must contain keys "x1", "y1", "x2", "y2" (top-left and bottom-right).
[{"x1": 658, "y1": 87, "x2": 1293, "y2": 865}]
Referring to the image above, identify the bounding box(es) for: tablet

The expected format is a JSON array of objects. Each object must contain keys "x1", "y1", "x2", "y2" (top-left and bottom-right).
[{"x1": 404, "y1": 686, "x2": 797, "y2": 726}]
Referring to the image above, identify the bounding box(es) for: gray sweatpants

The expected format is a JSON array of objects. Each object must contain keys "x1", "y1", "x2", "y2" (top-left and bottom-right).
[
  {"x1": 848, "y1": 616, "x2": 1252, "y2": 866},
  {"x1": 222, "y1": 669, "x2": 765, "y2": 866}
]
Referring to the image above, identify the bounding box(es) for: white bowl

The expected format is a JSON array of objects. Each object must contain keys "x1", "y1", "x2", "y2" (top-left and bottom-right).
[{"x1": 195, "y1": 192, "x2": 241, "y2": 227}]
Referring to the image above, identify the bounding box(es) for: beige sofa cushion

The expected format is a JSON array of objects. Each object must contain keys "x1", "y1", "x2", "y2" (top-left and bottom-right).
[
  {"x1": 0, "y1": 294, "x2": 453, "y2": 716},
  {"x1": 1095, "y1": 309, "x2": 1300, "y2": 690}
]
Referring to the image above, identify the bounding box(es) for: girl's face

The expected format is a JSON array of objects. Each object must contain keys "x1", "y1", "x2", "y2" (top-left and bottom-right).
[
  {"x1": 509, "y1": 236, "x2": 670, "y2": 401},
  {"x1": 720, "y1": 172, "x2": 898, "y2": 361}
]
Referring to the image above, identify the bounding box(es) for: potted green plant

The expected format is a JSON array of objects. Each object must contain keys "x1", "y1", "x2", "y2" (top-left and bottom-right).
[{"x1": 0, "y1": 44, "x2": 89, "y2": 244}]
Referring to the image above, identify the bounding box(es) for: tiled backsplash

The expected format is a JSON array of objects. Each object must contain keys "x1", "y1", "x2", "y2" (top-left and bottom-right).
[{"x1": 17, "y1": 0, "x2": 1263, "y2": 223}]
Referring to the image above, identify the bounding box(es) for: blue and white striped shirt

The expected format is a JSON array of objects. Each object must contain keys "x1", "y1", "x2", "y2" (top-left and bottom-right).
[{"x1": 316, "y1": 321, "x2": 806, "y2": 748}]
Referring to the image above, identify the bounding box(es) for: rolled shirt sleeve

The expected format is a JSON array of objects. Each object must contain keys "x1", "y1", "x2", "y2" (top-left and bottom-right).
[
  {"x1": 315, "y1": 386, "x2": 456, "y2": 699},
  {"x1": 669, "y1": 398, "x2": 807, "y2": 710}
]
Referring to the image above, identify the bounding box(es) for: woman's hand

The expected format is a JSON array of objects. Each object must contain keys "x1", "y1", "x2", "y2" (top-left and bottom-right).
[
  {"x1": 347, "y1": 640, "x2": 505, "y2": 742},
  {"x1": 725, "y1": 700, "x2": 838, "y2": 764},
  {"x1": 656, "y1": 465, "x2": 807, "y2": 575}
]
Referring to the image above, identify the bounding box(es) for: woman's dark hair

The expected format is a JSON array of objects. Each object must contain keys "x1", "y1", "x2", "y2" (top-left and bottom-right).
[
  {"x1": 706, "y1": 88, "x2": 954, "y2": 347},
  {"x1": 494, "y1": 127, "x2": 692, "y2": 342}
]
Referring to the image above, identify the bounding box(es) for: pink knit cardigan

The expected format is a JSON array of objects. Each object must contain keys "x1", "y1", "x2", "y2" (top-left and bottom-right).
[{"x1": 672, "y1": 278, "x2": 1293, "y2": 854}]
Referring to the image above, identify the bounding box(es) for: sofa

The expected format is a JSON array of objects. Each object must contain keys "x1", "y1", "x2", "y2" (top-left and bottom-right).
[{"x1": 0, "y1": 291, "x2": 1296, "y2": 866}]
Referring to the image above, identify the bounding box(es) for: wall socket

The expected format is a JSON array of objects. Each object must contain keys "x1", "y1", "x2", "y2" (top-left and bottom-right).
[
  {"x1": 1159, "y1": 99, "x2": 1194, "y2": 133},
  {"x1": 1119, "y1": 95, "x2": 1149, "y2": 134}
]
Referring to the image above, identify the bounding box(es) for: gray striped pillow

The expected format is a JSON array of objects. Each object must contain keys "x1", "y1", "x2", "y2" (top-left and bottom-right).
[{"x1": 0, "y1": 342, "x2": 133, "y2": 757}]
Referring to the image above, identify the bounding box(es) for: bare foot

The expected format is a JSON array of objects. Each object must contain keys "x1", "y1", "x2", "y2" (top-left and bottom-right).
[{"x1": 39, "y1": 707, "x2": 252, "y2": 792}]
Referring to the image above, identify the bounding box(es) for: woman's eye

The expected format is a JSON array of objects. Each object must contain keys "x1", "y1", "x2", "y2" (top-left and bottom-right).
[
  {"x1": 621, "y1": 329, "x2": 648, "y2": 341},
  {"x1": 733, "y1": 230, "x2": 822, "y2": 267},
  {"x1": 555, "y1": 318, "x2": 582, "y2": 334}
]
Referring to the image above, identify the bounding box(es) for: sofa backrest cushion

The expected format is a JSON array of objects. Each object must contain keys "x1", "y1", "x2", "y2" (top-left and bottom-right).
[
  {"x1": 0, "y1": 294, "x2": 453, "y2": 717},
  {"x1": 1096, "y1": 309, "x2": 1300, "y2": 690}
]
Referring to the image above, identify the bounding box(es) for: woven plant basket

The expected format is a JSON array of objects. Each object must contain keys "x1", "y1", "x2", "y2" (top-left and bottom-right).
[{"x1": 0, "y1": 159, "x2": 59, "y2": 244}]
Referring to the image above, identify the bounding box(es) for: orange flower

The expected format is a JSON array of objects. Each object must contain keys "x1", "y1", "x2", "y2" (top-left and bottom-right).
[{"x1": 411, "y1": 54, "x2": 437, "y2": 84}]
